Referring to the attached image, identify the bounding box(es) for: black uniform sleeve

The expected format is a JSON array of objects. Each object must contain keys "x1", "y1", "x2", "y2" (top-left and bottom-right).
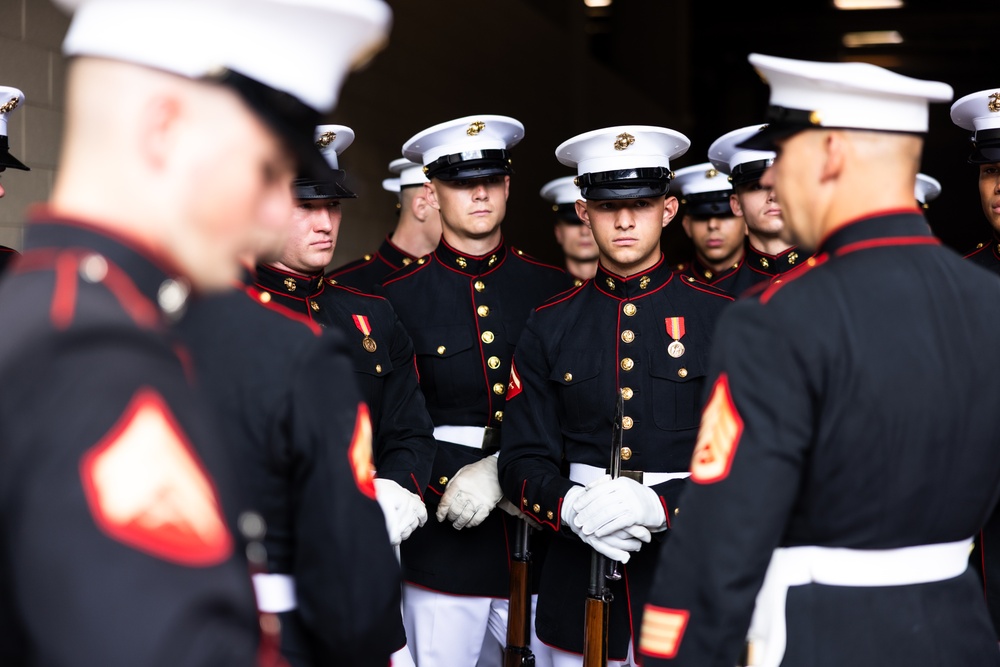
[
  {"x1": 372, "y1": 304, "x2": 437, "y2": 495},
  {"x1": 285, "y1": 330, "x2": 403, "y2": 665},
  {"x1": 0, "y1": 331, "x2": 260, "y2": 667},
  {"x1": 498, "y1": 312, "x2": 578, "y2": 531}
]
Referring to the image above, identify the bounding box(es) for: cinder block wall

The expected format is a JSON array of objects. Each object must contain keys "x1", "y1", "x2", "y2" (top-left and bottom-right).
[{"x1": 0, "y1": 0, "x2": 69, "y2": 250}]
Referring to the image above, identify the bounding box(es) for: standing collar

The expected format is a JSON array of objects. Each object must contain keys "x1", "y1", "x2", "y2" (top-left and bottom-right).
[
  {"x1": 433, "y1": 237, "x2": 507, "y2": 275},
  {"x1": 593, "y1": 254, "x2": 673, "y2": 300},
  {"x1": 24, "y1": 215, "x2": 190, "y2": 320},
  {"x1": 378, "y1": 235, "x2": 418, "y2": 269},
  {"x1": 254, "y1": 263, "x2": 325, "y2": 299},
  {"x1": 745, "y1": 242, "x2": 803, "y2": 275},
  {"x1": 690, "y1": 255, "x2": 741, "y2": 283}
]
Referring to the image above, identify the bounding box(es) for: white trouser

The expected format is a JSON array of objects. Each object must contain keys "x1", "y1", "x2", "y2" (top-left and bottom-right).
[
  {"x1": 403, "y1": 585, "x2": 554, "y2": 667},
  {"x1": 404, "y1": 585, "x2": 508, "y2": 667},
  {"x1": 746, "y1": 537, "x2": 973, "y2": 667}
]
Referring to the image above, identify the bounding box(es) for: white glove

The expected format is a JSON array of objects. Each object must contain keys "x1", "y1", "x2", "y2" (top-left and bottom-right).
[
  {"x1": 374, "y1": 478, "x2": 428, "y2": 546},
  {"x1": 435, "y1": 455, "x2": 503, "y2": 530},
  {"x1": 563, "y1": 483, "x2": 652, "y2": 563},
  {"x1": 572, "y1": 476, "x2": 666, "y2": 537}
]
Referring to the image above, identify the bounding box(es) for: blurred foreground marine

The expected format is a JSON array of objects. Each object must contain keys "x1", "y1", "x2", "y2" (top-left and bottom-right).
[
  {"x1": 0, "y1": 0, "x2": 390, "y2": 665},
  {"x1": 177, "y1": 134, "x2": 402, "y2": 665},
  {"x1": 639, "y1": 53, "x2": 1000, "y2": 667}
]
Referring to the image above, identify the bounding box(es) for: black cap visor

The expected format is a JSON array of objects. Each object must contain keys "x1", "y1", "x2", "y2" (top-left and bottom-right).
[
  {"x1": 729, "y1": 158, "x2": 774, "y2": 187},
  {"x1": 425, "y1": 149, "x2": 513, "y2": 181},
  {"x1": 682, "y1": 190, "x2": 733, "y2": 218},
  {"x1": 968, "y1": 129, "x2": 1000, "y2": 164},
  {"x1": 577, "y1": 167, "x2": 671, "y2": 201},
  {"x1": 554, "y1": 202, "x2": 584, "y2": 224},
  {"x1": 206, "y1": 68, "x2": 327, "y2": 181},
  {"x1": 737, "y1": 106, "x2": 821, "y2": 151},
  {"x1": 0, "y1": 137, "x2": 27, "y2": 171},
  {"x1": 294, "y1": 169, "x2": 356, "y2": 199}
]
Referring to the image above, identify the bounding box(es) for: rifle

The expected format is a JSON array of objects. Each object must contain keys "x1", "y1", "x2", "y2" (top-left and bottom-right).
[
  {"x1": 582, "y1": 390, "x2": 625, "y2": 667},
  {"x1": 504, "y1": 518, "x2": 535, "y2": 667}
]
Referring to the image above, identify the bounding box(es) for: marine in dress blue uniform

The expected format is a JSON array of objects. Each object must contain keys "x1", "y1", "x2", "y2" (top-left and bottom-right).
[
  {"x1": 708, "y1": 125, "x2": 806, "y2": 292},
  {"x1": 0, "y1": 85, "x2": 30, "y2": 275},
  {"x1": 639, "y1": 53, "x2": 1000, "y2": 667},
  {"x1": 178, "y1": 281, "x2": 402, "y2": 667},
  {"x1": 0, "y1": 1, "x2": 391, "y2": 664},
  {"x1": 951, "y1": 88, "x2": 1000, "y2": 639},
  {"x1": 540, "y1": 175, "x2": 599, "y2": 287},
  {"x1": 498, "y1": 126, "x2": 733, "y2": 665},
  {"x1": 671, "y1": 163, "x2": 749, "y2": 295},
  {"x1": 953, "y1": 89, "x2": 1000, "y2": 276},
  {"x1": 253, "y1": 125, "x2": 436, "y2": 665},
  {"x1": 376, "y1": 114, "x2": 569, "y2": 666},
  {"x1": 327, "y1": 157, "x2": 441, "y2": 292}
]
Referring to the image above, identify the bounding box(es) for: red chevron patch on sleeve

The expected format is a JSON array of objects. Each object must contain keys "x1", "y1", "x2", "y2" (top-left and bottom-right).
[
  {"x1": 79, "y1": 389, "x2": 233, "y2": 567},
  {"x1": 507, "y1": 361, "x2": 523, "y2": 400}
]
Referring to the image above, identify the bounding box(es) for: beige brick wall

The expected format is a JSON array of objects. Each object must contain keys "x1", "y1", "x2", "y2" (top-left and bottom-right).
[{"x1": 0, "y1": 0, "x2": 69, "y2": 250}]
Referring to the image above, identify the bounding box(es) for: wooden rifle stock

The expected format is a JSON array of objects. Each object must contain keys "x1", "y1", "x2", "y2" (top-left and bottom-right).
[
  {"x1": 504, "y1": 519, "x2": 535, "y2": 667},
  {"x1": 582, "y1": 389, "x2": 625, "y2": 667},
  {"x1": 582, "y1": 549, "x2": 611, "y2": 667}
]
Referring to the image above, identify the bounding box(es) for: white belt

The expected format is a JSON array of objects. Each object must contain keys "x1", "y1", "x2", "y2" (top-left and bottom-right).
[
  {"x1": 252, "y1": 573, "x2": 297, "y2": 613},
  {"x1": 434, "y1": 425, "x2": 487, "y2": 449},
  {"x1": 745, "y1": 537, "x2": 973, "y2": 667},
  {"x1": 568, "y1": 462, "x2": 690, "y2": 487}
]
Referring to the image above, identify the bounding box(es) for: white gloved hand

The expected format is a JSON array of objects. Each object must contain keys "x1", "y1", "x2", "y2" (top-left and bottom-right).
[
  {"x1": 572, "y1": 476, "x2": 666, "y2": 537},
  {"x1": 563, "y1": 482, "x2": 652, "y2": 562},
  {"x1": 435, "y1": 455, "x2": 503, "y2": 530},
  {"x1": 578, "y1": 526, "x2": 648, "y2": 563},
  {"x1": 374, "y1": 478, "x2": 428, "y2": 546}
]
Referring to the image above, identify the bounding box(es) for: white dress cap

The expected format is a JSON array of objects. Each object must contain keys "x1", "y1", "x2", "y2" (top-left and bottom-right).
[
  {"x1": 950, "y1": 88, "x2": 1000, "y2": 164},
  {"x1": 315, "y1": 124, "x2": 355, "y2": 170},
  {"x1": 707, "y1": 125, "x2": 774, "y2": 185},
  {"x1": 951, "y1": 88, "x2": 1000, "y2": 132},
  {"x1": 555, "y1": 125, "x2": 689, "y2": 201},
  {"x1": 0, "y1": 86, "x2": 25, "y2": 137},
  {"x1": 555, "y1": 125, "x2": 689, "y2": 175},
  {"x1": 671, "y1": 162, "x2": 733, "y2": 218},
  {"x1": 388, "y1": 157, "x2": 429, "y2": 188},
  {"x1": 671, "y1": 162, "x2": 732, "y2": 196},
  {"x1": 402, "y1": 115, "x2": 523, "y2": 181},
  {"x1": 741, "y1": 53, "x2": 953, "y2": 151},
  {"x1": 0, "y1": 86, "x2": 29, "y2": 171},
  {"x1": 55, "y1": 0, "x2": 392, "y2": 115},
  {"x1": 294, "y1": 123, "x2": 355, "y2": 199},
  {"x1": 539, "y1": 175, "x2": 583, "y2": 205},
  {"x1": 914, "y1": 173, "x2": 941, "y2": 206}
]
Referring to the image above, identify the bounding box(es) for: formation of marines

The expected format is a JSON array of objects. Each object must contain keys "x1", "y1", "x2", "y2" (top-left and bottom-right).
[{"x1": 4, "y1": 2, "x2": 1000, "y2": 667}]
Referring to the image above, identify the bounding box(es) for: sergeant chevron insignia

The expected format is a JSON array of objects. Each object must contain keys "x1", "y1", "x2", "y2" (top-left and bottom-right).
[{"x1": 79, "y1": 389, "x2": 233, "y2": 566}]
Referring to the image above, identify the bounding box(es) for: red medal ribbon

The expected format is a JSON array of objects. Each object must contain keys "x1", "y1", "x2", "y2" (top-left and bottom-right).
[
  {"x1": 665, "y1": 316, "x2": 685, "y2": 341},
  {"x1": 351, "y1": 314, "x2": 372, "y2": 336}
]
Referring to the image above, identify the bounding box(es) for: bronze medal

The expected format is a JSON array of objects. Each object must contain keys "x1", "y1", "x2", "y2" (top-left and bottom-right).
[
  {"x1": 667, "y1": 340, "x2": 685, "y2": 358},
  {"x1": 362, "y1": 336, "x2": 377, "y2": 353}
]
